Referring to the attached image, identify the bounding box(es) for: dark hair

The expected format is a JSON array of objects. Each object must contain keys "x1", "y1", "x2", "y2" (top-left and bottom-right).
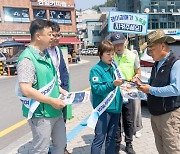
[
  {"x1": 98, "y1": 40, "x2": 114, "y2": 58},
  {"x1": 49, "y1": 21, "x2": 60, "y2": 32},
  {"x1": 29, "y1": 19, "x2": 51, "y2": 40}
]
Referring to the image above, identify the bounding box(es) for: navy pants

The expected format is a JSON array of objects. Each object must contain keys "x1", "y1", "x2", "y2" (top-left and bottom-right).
[{"x1": 91, "y1": 112, "x2": 119, "y2": 154}]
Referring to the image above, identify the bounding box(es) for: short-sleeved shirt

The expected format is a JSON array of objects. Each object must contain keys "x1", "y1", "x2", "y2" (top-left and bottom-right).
[
  {"x1": 17, "y1": 46, "x2": 46, "y2": 84},
  {"x1": 131, "y1": 50, "x2": 140, "y2": 69},
  {"x1": 17, "y1": 58, "x2": 36, "y2": 84}
]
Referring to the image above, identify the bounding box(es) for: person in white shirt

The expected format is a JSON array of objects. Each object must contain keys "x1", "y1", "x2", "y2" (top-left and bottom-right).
[{"x1": 47, "y1": 21, "x2": 70, "y2": 154}]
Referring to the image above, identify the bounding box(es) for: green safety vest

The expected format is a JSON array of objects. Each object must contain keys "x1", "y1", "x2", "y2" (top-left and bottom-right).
[
  {"x1": 114, "y1": 49, "x2": 136, "y2": 81},
  {"x1": 18, "y1": 45, "x2": 62, "y2": 118}
]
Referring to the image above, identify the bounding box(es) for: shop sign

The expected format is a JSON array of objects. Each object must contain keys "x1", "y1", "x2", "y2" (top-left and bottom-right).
[
  {"x1": 31, "y1": 0, "x2": 74, "y2": 8},
  {"x1": 0, "y1": 31, "x2": 29, "y2": 35},
  {"x1": 148, "y1": 29, "x2": 180, "y2": 35},
  {"x1": 164, "y1": 29, "x2": 180, "y2": 35}
]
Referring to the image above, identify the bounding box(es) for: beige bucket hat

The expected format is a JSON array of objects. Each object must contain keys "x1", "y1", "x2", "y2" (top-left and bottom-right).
[{"x1": 146, "y1": 29, "x2": 176, "y2": 47}]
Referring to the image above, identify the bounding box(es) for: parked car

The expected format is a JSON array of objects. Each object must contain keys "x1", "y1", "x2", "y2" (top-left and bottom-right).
[
  {"x1": 87, "y1": 48, "x2": 94, "y2": 55},
  {"x1": 81, "y1": 49, "x2": 88, "y2": 55},
  {"x1": 93, "y1": 48, "x2": 98, "y2": 56},
  {"x1": 140, "y1": 48, "x2": 154, "y2": 83},
  {"x1": 4, "y1": 51, "x2": 22, "y2": 75},
  {"x1": 0, "y1": 52, "x2": 6, "y2": 63},
  {"x1": 169, "y1": 42, "x2": 180, "y2": 57}
]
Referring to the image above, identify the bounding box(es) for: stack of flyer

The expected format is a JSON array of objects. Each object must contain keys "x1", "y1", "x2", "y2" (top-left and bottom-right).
[
  {"x1": 59, "y1": 91, "x2": 90, "y2": 104},
  {"x1": 120, "y1": 82, "x2": 147, "y2": 101}
]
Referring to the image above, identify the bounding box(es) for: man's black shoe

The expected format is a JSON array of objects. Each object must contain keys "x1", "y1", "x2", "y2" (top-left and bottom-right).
[
  {"x1": 125, "y1": 143, "x2": 135, "y2": 154},
  {"x1": 64, "y1": 148, "x2": 71, "y2": 154}
]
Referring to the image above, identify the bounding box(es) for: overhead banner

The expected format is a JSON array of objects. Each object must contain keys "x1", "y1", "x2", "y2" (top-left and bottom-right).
[{"x1": 108, "y1": 11, "x2": 148, "y2": 34}]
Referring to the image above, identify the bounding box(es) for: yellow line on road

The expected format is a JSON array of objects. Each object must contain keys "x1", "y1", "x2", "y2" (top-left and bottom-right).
[
  {"x1": 0, "y1": 87, "x2": 91, "y2": 138},
  {"x1": 0, "y1": 119, "x2": 27, "y2": 138},
  {"x1": 83, "y1": 87, "x2": 91, "y2": 91}
]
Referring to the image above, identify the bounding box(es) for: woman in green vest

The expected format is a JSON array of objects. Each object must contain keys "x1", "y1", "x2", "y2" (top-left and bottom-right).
[{"x1": 89, "y1": 40, "x2": 123, "y2": 154}]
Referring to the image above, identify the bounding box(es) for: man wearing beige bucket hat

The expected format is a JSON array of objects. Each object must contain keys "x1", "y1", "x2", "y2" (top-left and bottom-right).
[{"x1": 138, "y1": 29, "x2": 180, "y2": 154}]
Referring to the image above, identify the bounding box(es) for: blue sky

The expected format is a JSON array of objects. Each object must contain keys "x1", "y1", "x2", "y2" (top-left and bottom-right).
[{"x1": 74, "y1": 0, "x2": 107, "y2": 10}]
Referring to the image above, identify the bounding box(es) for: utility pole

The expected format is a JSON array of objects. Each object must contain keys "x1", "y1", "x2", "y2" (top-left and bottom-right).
[{"x1": 134, "y1": 0, "x2": 140, "y2": 52}]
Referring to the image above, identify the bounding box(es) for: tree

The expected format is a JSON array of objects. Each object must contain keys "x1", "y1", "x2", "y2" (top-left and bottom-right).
[{"x1": 92, "y1": 0, "x2": 116, "y2": 12}]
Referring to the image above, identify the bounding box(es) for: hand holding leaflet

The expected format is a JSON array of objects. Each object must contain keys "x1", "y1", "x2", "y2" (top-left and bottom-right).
[
  {"x1": 122, "y1": 78, "x2": 142, "y2": 87},
  {"x1": 59, "y1": 91, "x2": 90, "y2": 105},
  {"x1": 120, "y1": 81, "x2": 147, "y2": 100}
]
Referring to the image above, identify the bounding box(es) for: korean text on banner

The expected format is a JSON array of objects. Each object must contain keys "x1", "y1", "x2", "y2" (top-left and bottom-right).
[{"x1": 108, "y1": 11, "x2": 149, "y2": 35}]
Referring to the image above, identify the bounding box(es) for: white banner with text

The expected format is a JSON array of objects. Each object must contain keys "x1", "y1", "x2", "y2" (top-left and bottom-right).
[{"x1": 108, "y1": 11, "x2": 148, "y2": 34}]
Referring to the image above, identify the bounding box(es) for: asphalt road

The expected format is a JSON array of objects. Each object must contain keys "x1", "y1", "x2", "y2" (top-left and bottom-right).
[{"x1": 0, "y1": 55, "x2": 99, "y2": 150}]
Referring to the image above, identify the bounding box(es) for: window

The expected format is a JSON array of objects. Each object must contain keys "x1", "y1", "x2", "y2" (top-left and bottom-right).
[
  {"x1": 168, "y1": 22, "x2": 175, "y2": 28},
  {"x1": 49, "y1": 10, "x2": 71, "y2": 24},
  {"x1": 33, "y1": 9, "x2": 46, "y2": 19},
  {"x1": 159, "y1": 6, "x2": 168, "y2": 12},
  {"x1": 3, "y1": 7, "x2": 30, "y2": 22},
  {"x1": 151, "y1": 15, "x2": 159, "y2": 22},
  {"x1": 152, "y1": 22, "x2": 159, "y2": 29},
  {"x1": 151, "y1": 6, "x2": 158, "y2": 13},
  {"x1": 92, "y1": 30, "x2": 100, "y2": 36},
  {"x1": 168, "y1": 15, "x2": 175, "y2": 21},
  {"x1": 175, "y1": 16, "x2": 180, "y2": 22},
  {"x1": 160, "y1": 22, "x2": 167, "y2": 28},
  {"x1": 176, "y1": 22, "x2": 180, "y2": 28},
  {"x1": 167, "y1": 1, "x2": 175, "y2": 5},
  {"x1": 148, "y1": 23, "x2": 151, "y2": 29},
  {"x1": 159, "y1": 14, "x2": 168, "y2": 22},
  {"x1": 168, "y1": 6, "x2": 175, "y2": 12},
  {"x1": 151, "y1": 2, "x2": 159, "y2": 5}
]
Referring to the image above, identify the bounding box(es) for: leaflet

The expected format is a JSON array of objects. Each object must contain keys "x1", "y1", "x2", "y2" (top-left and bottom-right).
[
  {"x1": 59, "y1": 91, "x2": 90, "y2": 104},
  {"x1": 120, "y1": 83, "x2": 147, "y2": 101}
]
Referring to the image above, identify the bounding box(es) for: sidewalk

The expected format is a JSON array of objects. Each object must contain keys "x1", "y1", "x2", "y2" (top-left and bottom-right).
[
  {"x1": 1, "y1": 99, "x2": 158, "y2": 154},
  {"x1": 0, "y1": 59, "x2": 158, "y2": 154}
]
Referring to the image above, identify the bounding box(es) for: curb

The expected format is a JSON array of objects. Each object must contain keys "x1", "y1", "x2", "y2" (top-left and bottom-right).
[
  {"x1": 69, "y1": 60, "x2": 89, "y2": 67},
  {"x1": 0, "y1": 132, "x2": 32, "y2": 154}
]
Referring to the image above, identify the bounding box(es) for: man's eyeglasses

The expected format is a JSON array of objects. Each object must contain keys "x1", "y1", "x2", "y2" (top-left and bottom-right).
[{"x1": 52, "y1": 34, "x2": 61, "y2": 37}]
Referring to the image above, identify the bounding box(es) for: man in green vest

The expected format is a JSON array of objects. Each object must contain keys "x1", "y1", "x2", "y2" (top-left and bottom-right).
[
  {"x1": 111, "y1": 32, "x2": 142, "y2": 154},
  {"x1": 17, "y1": 19, "x2": 66, "y2": 154}
]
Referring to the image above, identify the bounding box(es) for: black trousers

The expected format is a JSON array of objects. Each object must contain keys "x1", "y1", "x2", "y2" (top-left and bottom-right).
[{"x1": 115, "y1": 100, "x2": 134, "y2": 144}]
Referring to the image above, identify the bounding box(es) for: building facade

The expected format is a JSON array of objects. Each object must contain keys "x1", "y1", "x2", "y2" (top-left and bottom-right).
[
  {"x1": 0, "y1": 0, "x2": 80, "y2": 52},
  {"x1": 115, "y1": 0, "x2": 180, "y2": 50},
  {"x1": 116, "y1": 0, "x2": 180, "y2": 33},
  {"x1": 76, "y1": 9, "x2": 102, "y2": 49}
]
